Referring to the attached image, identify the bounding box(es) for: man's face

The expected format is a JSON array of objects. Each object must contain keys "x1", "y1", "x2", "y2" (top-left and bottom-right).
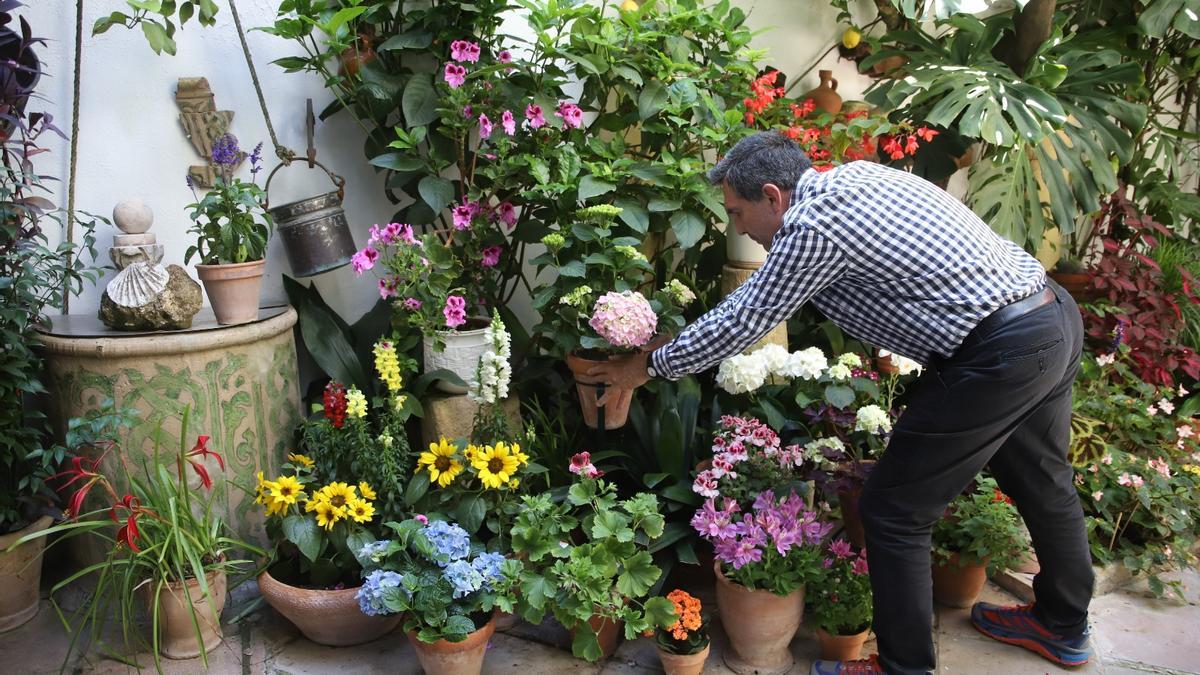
[{"x1": 722, "y1": 181, "x2": 790, "y2": 250}]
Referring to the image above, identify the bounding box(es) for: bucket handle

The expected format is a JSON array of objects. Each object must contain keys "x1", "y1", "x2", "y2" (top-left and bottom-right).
[{"x1": 262, "y1": 99, "x2": 346, "y2": 209}]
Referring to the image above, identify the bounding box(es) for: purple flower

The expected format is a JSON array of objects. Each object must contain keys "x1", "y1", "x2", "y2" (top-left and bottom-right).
[
  {"x1": 186, "y1": 174, "x2": 194, "y2": 189},
  {"x1": 211, "y1": 133, "x2": 241, "y2": 167},
  {"x1": 481, "y1": 246, "x2": 503, "y2": 268},
  {"x1": 462, "y1": 105, "x2": 473, "y2": 118},
  {"x1": 351, "y1": 247, "x2": 379, "y2": 275},
  {"x1": 249, "y1": 142, "x2": 264, "y2": 175},
  {"x1": 378, "y1": 277, "x2": 400, "y2": 299},
  {"x1": 403, "y1": 297, "x2": 423, "y2": 311},
  {"x1": 496, "y1": 201, "x2": 517, "y2": 229},
  {"x1": 444, "y1": 63, "x2": 467, "y2": 88},
  {"x1": 1113, "y1": 317, "x2": 1127, "y2": 348},
  {"x1": 555, "y1": 101, "x2": 583, "y2": 129},
  {"x1": 501, "y1": 109, "x2": 516, "y2": 136},
  {"x1": 498, "y1": 50, "x2": 512, "y2": 64},
  {"x1": 443, "y1": 295, "x2": 467, "y2": 328},
  {"x1": 525, "y1": 104, "x2": 546, "y2": 129},
  {"x1": 478, "y1": 113, "x2": 493, "y2": 139},
  {"x1": 828, "y1": 539, "x2": 854, "y2": 559}
]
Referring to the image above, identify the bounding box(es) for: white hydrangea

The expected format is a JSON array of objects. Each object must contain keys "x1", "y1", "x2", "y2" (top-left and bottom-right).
[
  {"x1": 804, "y1": 437, "x2": 845, "y2": 470},
  {"x1": 778, "y1": 347, "x2": 828, "y2": 380},
  {"x1": 468, "y1": 311, "x2": 512, "y2": 405},
  {"x1": 827, "y1": 363, "x2": 853, "y2": 381},
  {"x1": 754, "y1": 344, "x2": 791, "y2": 378},
  {"x1": 854, "y1": 404, "x2": 892, "y2": 435},
  {"x1": 878, "y1": 349, "x2": 923, "y2": 376},
  {"x1": 837, "y1": 353, "x2": 863, "y2": 368},
  {"x1": 716, "y1": 353, "x2": 770, "y2": 394}
]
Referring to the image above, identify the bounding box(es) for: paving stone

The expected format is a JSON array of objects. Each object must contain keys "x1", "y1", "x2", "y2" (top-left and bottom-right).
[
  {"x1": 1089, "y1": 586, "x2": 1200, "y2": 674},
  {"x1": 485, "y1": 632, "x2": 601, "y2": 674},
  {"x1": 266, "y1": 627, "x2": 415, "y2": 674},
  {"x1": 0, "y1": 599, "x2": 79, "y2": 675},
  {"x1": 936, "y1": 628, "x2": 1103, "y2": 674}
]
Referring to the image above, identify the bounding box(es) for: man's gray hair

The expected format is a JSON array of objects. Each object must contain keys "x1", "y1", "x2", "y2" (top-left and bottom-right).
[{"x1": 707, "y1": 131, "x2": 812, "y2": 201}]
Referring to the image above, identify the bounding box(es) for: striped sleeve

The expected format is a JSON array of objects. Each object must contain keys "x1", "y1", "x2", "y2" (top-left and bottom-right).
[{"x1": 650, "y1": 225, "x2": 847, "y2": 380}]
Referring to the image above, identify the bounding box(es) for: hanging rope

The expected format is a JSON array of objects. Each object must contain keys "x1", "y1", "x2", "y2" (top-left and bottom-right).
[
  {"x1": 228, "y1": 0, "x2": 292, "y2": 163},
  {"x1": 63, "y1": 0, "x2": 84, "y2": 315}
]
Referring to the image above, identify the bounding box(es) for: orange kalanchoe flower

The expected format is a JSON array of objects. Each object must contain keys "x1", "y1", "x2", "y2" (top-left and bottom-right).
[{"x1": 664, "y1": 589, "x2": 704, "y2": 641}]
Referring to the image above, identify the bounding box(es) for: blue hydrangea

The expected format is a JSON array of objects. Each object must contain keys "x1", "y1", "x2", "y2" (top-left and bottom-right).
[
  {"x1": 423, "y1": 520, "x2": 471, "y2": 566},
  {"x1": 357, "y1": 569, "x2": 405, "y2": 616},
  {"x1": 359, "y1": 540, "x2": 392, "y2": 564},
  {"x1": 471, "y1": 552, "x2": 506, "y2": 590},
  {"x1": 443, "y1": 560, "x2": 484, "y2": 599}
]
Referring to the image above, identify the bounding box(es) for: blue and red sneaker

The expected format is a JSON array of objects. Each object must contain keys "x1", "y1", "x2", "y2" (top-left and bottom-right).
[
  {"x1": 970, "y1": 602, "x2": 1091, "y2": 666},
  {"x1": 810, "y1": 654, "x2": 887, "y2": 674}
]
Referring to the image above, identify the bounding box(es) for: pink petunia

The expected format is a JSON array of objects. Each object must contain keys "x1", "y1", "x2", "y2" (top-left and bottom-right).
[
  {"x1": 444, "y1": 63, "x2": 466, "y2": 88},
  {"x1": 478, "y1": 113, "x2": 493, "y2": 139},
  {"x1": 481, "y1": 246, "x2": 503, "y2": 268},
  {"x1": 501, "y1": 109, "x2": 516, "y2": 135},
  {"x1": 525, "y1": 104, "x2": 546, "y2": 129}
]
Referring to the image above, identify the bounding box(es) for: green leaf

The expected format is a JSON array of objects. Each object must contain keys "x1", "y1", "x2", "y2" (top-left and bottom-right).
[
  {"x1": 370, "y1": 153, "x2": 425, "y2": 172},
  {"x1": 406, "y1": 471, "x2": 431, "y2": 506},
  {"x1": 824, "y1": 384, "x2": 855, "y2": 409},
  {"x1": 615, "y1": 550, "x2": 660, "y2": 598},
  {"x1": 1139, "y1": 0, "x2": 1186, "y2": 37},
  {"x1": 418, "y1": 176, "x2": 455, "y2": 215},
  {"x1": 283, "y1": 514, "x2": 321, "y2": 562},
  {"x1": 456, "y1": 494, "x2": 487, "y2": 534},
  {"x1": 378, "y1": 30, "x2": 433, "y2": 51},
  {"x1": 614, "y1": 198, "x2": 649, "y2": 233},
  {"x1": 648, "y1": 197, "x2": 681, "y2": 212},
  {"x1": 643, "y1": 596, "x2": 677, "y2": 629},
  {"x1": 578, "y1": 176, "x2": 616, "y2": 201},
  {"x1": 639, "y1": 81, "x2": 670, "y2": 120},
  {"x1": 402, "y1": 73, "x2": 438, "y2": 127},
  {"x1": 571, "y1": 624, "x2": 604, "y2": 662},
  {"x1": 558, "y1": 260, "x2": 586, "y2": 278},
  {"x1": 282, "y1": 276, "x2": 369, "y2": 390},
  {"x1": 669, "y1": 210, "x2": 705, "y2": 250},
  {"x1": 592, "y1": 510, "x2": 634, "y2": 542},
  {"x1": 443, "y1": 614, "x2": 476, "y2": 638},
  {"x1": 141, "y1": 20, "x2": 174, "y2": 55},
  {"x1": 323, "y1": 6, "x2": 367, "y2": 35}
]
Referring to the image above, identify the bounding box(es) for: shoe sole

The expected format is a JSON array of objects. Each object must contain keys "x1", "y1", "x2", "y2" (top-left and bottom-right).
[{"x1": 972, "y1": 620, "x2": 1090, "y2": 667}]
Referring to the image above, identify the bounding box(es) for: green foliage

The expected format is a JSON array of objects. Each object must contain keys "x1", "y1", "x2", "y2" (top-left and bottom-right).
[
  {"x1": 931, "y1": 477, "x2": 1024, "y2": 574},
  {"x1": 184, "y1": 151, "x2": 273, "y2": 265},
  {"x1": 808, "y1": 540, "x2": 872, "y2": 636},
  {"x1": 93, "y1": 0, "x2": 221, "y2": 55}
]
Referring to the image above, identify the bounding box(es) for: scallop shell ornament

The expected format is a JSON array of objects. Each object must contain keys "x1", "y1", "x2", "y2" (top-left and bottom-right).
[{"x1": 107, "y1": 261, "x2": 170, "y2": 308}]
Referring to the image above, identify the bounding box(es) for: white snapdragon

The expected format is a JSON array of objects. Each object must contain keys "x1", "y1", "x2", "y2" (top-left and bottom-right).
[
  {"x1": 854, "y1": 404, "x2": 892, "y2": 435},
  {"x1": 468, "y1": 311, "x2": 512, "y2": 404}
]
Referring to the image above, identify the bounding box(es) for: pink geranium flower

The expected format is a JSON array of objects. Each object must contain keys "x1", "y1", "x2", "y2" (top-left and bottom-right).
[
  {"x1": 403, "y1": 297, "x2": 422, "y2": 311},
  {"x1": 351, "y1": 247, "x2": 378, "y2": 274},
  {"x1": 377, "y1": 277, "x2": 400, "y2": 299},
  {"x1": 525, "y1": 104, "x2": 546, "y2": 129},
  {"x1": 478, "y1": 113, "x2": 493, "y2": 139},
  {"x1": 501, "y1": 109, "x2": 516, "y2": 135},
  {"x1": 555, "y1": 101, "x2": 583, "y2": 129},
  {"x1": 498, "y1": 50, "x2": 512, "y2": 64},
  {"x1": 496, "y1": 201, "x2": 517, "y2": 229},
  {"x1": 444, "y1": 63, "x2": 466, "y2": 88},
  {"x1": 450, "y1": 40, "x2": 480, "y2": 63},
  {"x1": 443, "y1": 295, "x2": 467, "y2": 328},
  {"x1": 481, "y1": 246, "x2": 503, "y2": 268}
]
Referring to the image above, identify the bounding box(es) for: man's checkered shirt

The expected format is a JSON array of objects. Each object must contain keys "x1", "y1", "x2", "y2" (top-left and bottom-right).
[{"x1": 650, "y1": 161, "x2": 1046, "y2": 380}]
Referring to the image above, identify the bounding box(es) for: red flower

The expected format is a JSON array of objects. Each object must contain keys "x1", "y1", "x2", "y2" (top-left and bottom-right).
[
  {"x1": 991, "y1": 488, "x2": 1014, "y2": 505},
  {"x1": 915, "y1": 126, "x2": 939, "y2": 142},
  {"x1": 51, "y1": 452, "x2": 108, "y2": 520},
  {"x1": 187, "y1": 435, "x2": 224, "y2": 470},
  {"x1": 323, "y1": 381, "x2": 348, "y2": 428},
  {"x1": 905, "y1": 135, "x2": 920, "y2": 155},
  {"x1": 111, "y1": 494, "x2": 143, "y2": 552}
]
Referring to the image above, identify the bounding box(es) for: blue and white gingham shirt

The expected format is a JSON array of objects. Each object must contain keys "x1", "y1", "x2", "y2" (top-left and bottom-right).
[{"x1": 650, "y1": 161, "x2": 1046, "y2": 379}]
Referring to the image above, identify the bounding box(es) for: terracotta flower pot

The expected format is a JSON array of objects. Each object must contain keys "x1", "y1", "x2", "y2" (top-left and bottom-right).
[
  {"x1": 568, "y1": 612, "x2": 625, "y2": 660},
  {"x1": 407, "y1": 613, "x2": 496, "y2": 675},
  {"x1": 338, "y1": 33, "x2": 377, "y2": 78},
  {"x1": 565, "y1": 352, "x2": 634, "y2": 430},
  {"x1": 714, "y1": 562, "x2": 803, "y2": 675},
  {"x1": 0, "y1": 515, "x2": 53, "y2": 632},
  {"x1": 657, "y1": 643, "x2": 711, "y2": 675},
  {"x1": 257, "y1": 569, "x2": 401, "y2": 646},
  {"x1": 802, "y1": 69, "x2": 843, "y2": 115},
  {"x1": 816, "y1": 626, "x2": 870, "y2": 662},
  {"x1": 931, "y1": 552, "x2": 989, "y2": 609},
  {"x1": 1048, "y1": 270, "x2": 1098, "y2": 302},
  {"x1": 155, "y1": 569, "x2": 226, "y2": 659},
  {"x1": 195, "y1": 259, "x2": 265, "y2": 325}
]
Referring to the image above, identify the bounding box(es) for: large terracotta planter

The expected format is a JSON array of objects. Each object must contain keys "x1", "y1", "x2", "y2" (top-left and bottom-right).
[
  {"x1": 407, "y1": 613, "x2": 496, "y2": 675},
  {"x1": 424, "y1": 324, "x2": 490, "y2": 394},
  {"x1": 567, "y1": 612, "x2": 625, "y2": 660},
  {"x1": 155, "y1": 569, "x2": 226, "y2": 659},
  {"x1": 816, "y1": 626, "x2": 870, "y2": 662},
  {"x1": 565, "y1": 352, "x2": 634, "y2": 430},
  {"x1": 714, "y1": 562, "x2": 803, "y2": 675},
  {"x1": 932, "y1": 553, "x2": 989, "y2": 609},
  {"x1": 0, "y1": 515, "x2": 53, "y2": 632},
  {"x1": 258, "y1": 569, "x2": 401, "y2": 646},
  {"x1": 657, "y1": 643, "x2": 710, "y2": 675},
  {"x1": 195, "y1": 259, "x2": 265, "y2": 325}
]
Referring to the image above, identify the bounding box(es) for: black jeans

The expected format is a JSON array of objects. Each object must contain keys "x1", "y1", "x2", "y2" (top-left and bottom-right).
[{"x1": 860, "y1": 282, "x2": 1091, "y2": 675}]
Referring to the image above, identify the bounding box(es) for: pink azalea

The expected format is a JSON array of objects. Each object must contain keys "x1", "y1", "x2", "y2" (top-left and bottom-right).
[
  {"x1": 481, "y1": 246, "x2": 503, "y2": 268},
  {"x1": 351, "y1": 247, "x2": 379, "y2": 274},
  {"x1": 478, "y1": 113, "x2": 493, "y2": 139},
  {"x1": 443, "y1": 63, "x2": 467, "y2": 88},
  {"x1": 525, "y1": 104, "x2": 546, "y2": 129},
  {"x1": 450, "y1": 40, "x2": 481, "y2": 63},
  {"x1": 555, "y1": 101, "x2": 584, "y2": 129},
  {"x1": 443, "y1": 295, "x2": 467, "y2": 328},
  {"x1": 496, "y1": 201, "x2": 517, "y2": 229},
  {"x1": 501, "y1": 109, "x2": 516, "y2": 135}
]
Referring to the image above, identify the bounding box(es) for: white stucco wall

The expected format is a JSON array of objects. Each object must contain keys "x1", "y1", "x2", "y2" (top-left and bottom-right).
[{"x1": 20, "y1": 0, "x2": 894, "y2": 324}]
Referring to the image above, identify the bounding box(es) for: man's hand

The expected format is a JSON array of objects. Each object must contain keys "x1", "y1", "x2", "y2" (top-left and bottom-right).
[{"x1": 587, "y1": 351, "x2": 651, "y2": 407}]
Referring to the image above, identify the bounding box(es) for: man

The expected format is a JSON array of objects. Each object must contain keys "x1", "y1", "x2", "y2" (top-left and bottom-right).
[{"x1": 588, "y1": 131, "x2": 1092, "y2": 675}]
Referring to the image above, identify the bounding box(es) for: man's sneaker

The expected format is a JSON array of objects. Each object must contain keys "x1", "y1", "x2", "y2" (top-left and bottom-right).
[
  {"x1": 970, "y1": 602, "x2": 1091, "y2": 666},
  {"x1": 810, "y1": 654, "x2": 887, "y2": 674}
]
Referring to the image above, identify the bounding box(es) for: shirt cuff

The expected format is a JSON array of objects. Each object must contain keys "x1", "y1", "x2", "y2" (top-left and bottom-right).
[{"x1": 650, "y1": 346, "x2": 682, "y2": 381}]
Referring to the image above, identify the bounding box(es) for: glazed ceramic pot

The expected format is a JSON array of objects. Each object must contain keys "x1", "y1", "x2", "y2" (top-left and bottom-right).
[
  {"x1": 258, "y1": 569, "x2": 401, "y2": 646},
  {"x1": 424, "y1": 324, "x2": 490, "y2": 394},
  {"x1": 714, "y1": 562, "x2": 803, "y2": 674},
  {"x1": 407, "y1": 613, "x2": 496, "y2": 675}
]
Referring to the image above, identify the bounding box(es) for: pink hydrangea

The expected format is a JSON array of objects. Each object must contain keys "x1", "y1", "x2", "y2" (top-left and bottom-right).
[
  {"x1": 351, "y1": 246, "x2": 379, "y2": 274},
  {"x1": 525, "y1": 104, "x2": 546, "y2": 129},
  {"x1": 501, "y1": 109, "x2": 516, "y2": 135},
  {"x1": 450, "y1": 40, "x2": 480, "y2": 63},
  {"x1": 588, "y1": 290, "x2": 657, "y2": 349},
  {"x1": 495, "y1": 201, "x2": 517, "y2": 229},
  {"x1": 555, "y1": 101, "x2": 583, "y2": 129},
  {"x1": 444, "y1": 63, "x2": 466, "y2": 88},
  {"x1": 481, "y1": 246, "x2": 503, "y2": 268},
  {"x1": 478, "y1": 113, "x2": 493, "y2": 139},
  {"x1": 443, "y1": 295, "x2": 467, "y2": 328}
]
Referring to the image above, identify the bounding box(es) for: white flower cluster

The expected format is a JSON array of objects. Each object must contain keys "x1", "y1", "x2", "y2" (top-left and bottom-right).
[
  {"x1": 468, "y1": 311, "x2": 512, "y2": 405},
  {"x1": 854, "y1": 404, "x2": 892, "y2": 435},
  {"x1": 804, "y1": 437, "x2": 846, "y2": 471},
  {"x1": 716, "y1": 345, "x2": 835, "y2": 395},
  {"x1": 716, "y1": 352, "x2": 770, "y2": 394},
  {"x1": 878, "y1": 349, "x2": 923, "y2": 376}
]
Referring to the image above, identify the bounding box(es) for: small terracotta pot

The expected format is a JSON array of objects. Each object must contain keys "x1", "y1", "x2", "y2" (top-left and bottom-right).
[
  {"x1": 565, "y1": 352, "x2": 634, "y2": 430},
  {"x1": 714, "y1": 562, "x2": 803, "y2": 675},
  {"x1": 1048, "y1": 270, "x2": 1098, "y2": 302},
  {"x1": 156, "y1": 569, "x2": 226, "y2": 659},
  {"x1": 932, "y1": 552, "x2": 989, "y2": 609},
  {"x1": 838, "y1": 488, "x2": 867, "y2": 550},
  {"x1": 816, "y1": 626, "x2": 870, "y2": 662},
  {"x1": 195, "y1": 259, "x2": 265, "y2": 325},
  {"x1": 657, "y1": 643, "x2": 711, "y2": 675},
  {"x1": 802, "y1": 69, "x2": 843, "y2": 114},
  {"x1": 258, "y1": 569, "x2": 401, "y2": 646},
  {"x1": 875, "y1": 355, "x2": 901, "y2": 376},
  {"x1": 407, "y1": 613, "x2": 496, "y2": 675},
  {"x1": 0, "y1": 515, "x2": 53, "y2": 632},
  {"x1": 338, "y1": 33, "x2": 377, "y2": 78},
  {"x1": 569, "y1": 612, "x2": 625, "y2": 660}
]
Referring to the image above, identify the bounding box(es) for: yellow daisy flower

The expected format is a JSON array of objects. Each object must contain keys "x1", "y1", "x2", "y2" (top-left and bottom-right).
[
  {"x1": 472, "y1": 442, "x2": 520, "y2": 489},
  {"x1": 269, "y1": 475, "x2": 305, "y2": 507},
  {"x1": 287, "y1": 453, "x2": 315, "y2": 469},
  {"x1": 419, "y1": 438, "x2": 465, "y2": 488},
  {"x1": 510, "y1": 442, "x2": 530, "y2": 467},
  {"x1": 347, "y1": 497, "x2": 376, "y2": 523},
  {"x1": 318, "y1": 481, "x2": 357, "y2": 511},
  {"x1": 312, "y1": 500, "x2": 342, "y2": 530},
  {"x1": 358, "y1": 481, "x2": 377, "y2": 500},
  {"x1": 508, "y1": 478, "x2": 520, "y2": 490}
]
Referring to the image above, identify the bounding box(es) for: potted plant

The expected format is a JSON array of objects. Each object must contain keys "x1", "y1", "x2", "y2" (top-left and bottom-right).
[
  {"x1": 808, "y1": 539, "x2": 873, "y2": 661},
  {"x1": 354, "y1": 517, "x2": 519, "y2": 675},
  {"x1": 184, "y1": 134, "x2": 273, "y2": 325},
  {"x1": 649, "y1": 589, "x2": 711, "y2": 675},
  {"x1": 506, "y1": 456, "x2": 677, "y2": 661},
  {"x1": 9, "y1": 407, "x2": 261, "y2": 669},
  {"x1": 531, "y1": 205, "x2": 690, "y2": 429},
  {"x1": 254, "y1": 452, "x2": 402, "y2": 646},
  {"x1": 931, "y1": 477, "x2": 1024, "y2": 608}
]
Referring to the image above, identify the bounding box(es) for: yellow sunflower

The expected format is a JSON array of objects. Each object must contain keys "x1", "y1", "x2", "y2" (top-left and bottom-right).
[
  {"x1": 507, "y1": 478, "x2": 520, "y2": 490},
  {"x1": 287, "y1": 453, "x2": 315, "y2": 469},
  {"x1": 464, "y1": 444, "x2": 483, "y2": 463},
  {"x1": 269, "y1": 475, "x2": 306, "y2": 508},
  {"x1": 254, "y1": 471, "x2": 270, "y2": 505},
  {"x1": 510, "y1": 442, "x2": 530, "y2": 467},
  {"x1": 358, "y1": 481, "x2": 377, "y2": 500},
  {"x1": 419, "y1": 438, "x2": 464, "y2": 488},
  {"x1": 311, "y1": 500, "x2": 342, "y2": 530},
  {"x1": 472, "y1": 442, "x2": 520, "y2": 489},
  {"x1": 317, "y1": 481, "x2": 357, "y2": 512},
  {"x1": 347, "y1": 497, "x2": 376, "y2": 523}
]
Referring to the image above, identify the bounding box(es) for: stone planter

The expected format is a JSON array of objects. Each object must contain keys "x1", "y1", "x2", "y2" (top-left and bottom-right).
[
  {"x1": 407, "y1": 613, "x2": 496, "y2": 675},
  {"x1": 657, "y1": 643, "x2": 710, "y2": 675},
  {"x1": 816, "y1": 626, "x2": 870, "y2": 662},
  {"x1": 424, "y1": 325, "x2": 490, "y2": 395},
  {"x1": 155, "y1": 569, "x2": 226, "y2": 659},
  {"x1": 0, "y1": 515, "x2": 53, "y2": 632},
  {"x1": 565, "y1": 352, "x2": 634, "y2": 430},
  {"x1": 714, "y1": 562, "x2": 803, "y2": 675},
  {"x1": 258, "y1": 569, "x2": 401, "y2": 646},
  {"x1": 195, "y1": 259, "x2": 266, "y2": 326},
  {"x1": 932, "y1": 552, "x2": 989, "y2": 609}
]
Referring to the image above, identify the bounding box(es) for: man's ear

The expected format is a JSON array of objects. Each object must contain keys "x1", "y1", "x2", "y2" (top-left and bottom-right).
[{"x1": 761, "y1": 183, "x2": 789, "y2": 214}]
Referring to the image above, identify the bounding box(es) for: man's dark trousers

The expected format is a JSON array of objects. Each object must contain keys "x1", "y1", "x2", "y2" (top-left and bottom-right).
[{"x1": 860, "y1": 282, "x2": 1091, "y2": 674}]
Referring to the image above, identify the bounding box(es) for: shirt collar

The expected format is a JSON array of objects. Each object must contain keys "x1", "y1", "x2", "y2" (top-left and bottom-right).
[{"x1": 790, "y1": 167, "x2": 820, "y2": 208}]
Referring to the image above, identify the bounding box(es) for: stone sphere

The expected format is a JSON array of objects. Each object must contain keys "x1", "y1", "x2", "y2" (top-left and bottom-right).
[{"x1": 113, "y1": 199, "x2": 154, "y2": 234}]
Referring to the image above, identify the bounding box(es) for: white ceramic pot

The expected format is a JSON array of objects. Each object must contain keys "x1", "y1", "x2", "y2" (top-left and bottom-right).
[
  {"x1": 726, "y1": 231, "x2": 768, "y2": 269},
  {"x1": 424, "y1": 326, "x2": 490, "y2": 394}
]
